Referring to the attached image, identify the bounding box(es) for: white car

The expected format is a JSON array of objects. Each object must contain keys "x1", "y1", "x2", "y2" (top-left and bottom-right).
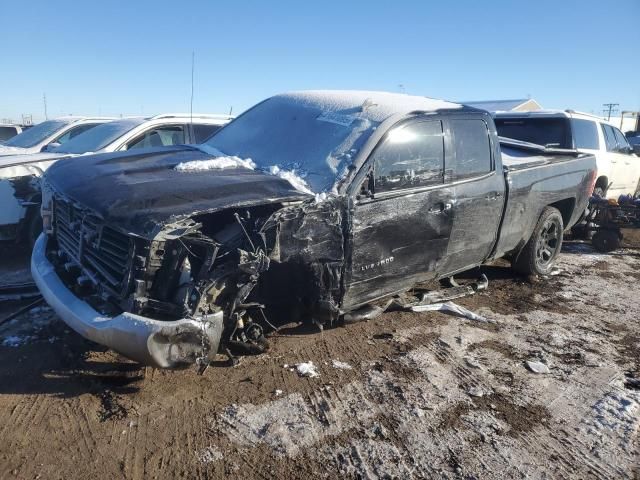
[
  {"x1": 0, "y1": 124, "x2": 25, "y2": 142},
  {"x1": 494, "y1": 110, "x2": 640, "y2": 198},
  {"x1": 0, "y1": 117, "x2": 114, "y2": 156},
  {"x1": 0, "y1": 113, "x2": 233, "y2": 244}
]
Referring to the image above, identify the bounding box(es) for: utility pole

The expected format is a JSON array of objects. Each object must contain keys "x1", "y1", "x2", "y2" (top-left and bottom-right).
[
  {"x1": 602, "y1": 103, "x2": 618, "y2": 121},
  {"x1": 43, "y1": 93, "x2": 48, "y2": 119}
]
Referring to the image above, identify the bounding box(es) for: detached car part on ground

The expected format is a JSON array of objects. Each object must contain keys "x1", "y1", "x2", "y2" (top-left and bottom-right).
[
  {"x1": 32, "y1": 91, "x2": 597, "y2": 368},
  {"x1": 0, "y1": 114, "x2": 232, "y2": 244}
]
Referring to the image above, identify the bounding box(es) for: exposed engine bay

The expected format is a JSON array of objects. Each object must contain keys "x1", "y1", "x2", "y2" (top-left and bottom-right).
[{"x1": 45, "y1": 191, "x2": 347, "y2": 368}]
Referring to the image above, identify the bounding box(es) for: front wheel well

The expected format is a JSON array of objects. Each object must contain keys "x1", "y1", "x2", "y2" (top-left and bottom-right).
[{"x1": 548, "y1": 198, "x2": 575, "y2": 227}]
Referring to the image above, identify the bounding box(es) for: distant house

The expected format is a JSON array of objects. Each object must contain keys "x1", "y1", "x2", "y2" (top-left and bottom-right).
[{"x1": 460, "y1": 98, "x2": 543, "y2": 112}]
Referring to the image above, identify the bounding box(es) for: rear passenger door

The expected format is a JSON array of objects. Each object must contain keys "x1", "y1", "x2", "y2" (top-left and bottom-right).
[
  {"x1": 439, "y1": 116, "x2": 505, "y2": 275},
  {"x1": 602, "y1": 124, "x2": 638, "y2": 196},
  {"x1": 343, "y1": 118, "x2": 455, "y2": 307}
]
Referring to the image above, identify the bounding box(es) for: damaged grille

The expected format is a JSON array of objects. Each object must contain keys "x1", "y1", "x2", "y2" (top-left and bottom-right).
[{"x1": 53, "y1": 196, "x2": 133, "y2": 294}]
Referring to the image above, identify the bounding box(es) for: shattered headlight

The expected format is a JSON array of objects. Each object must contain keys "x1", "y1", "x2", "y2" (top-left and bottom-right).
[{"x1": 41, "y1": 180, "x2": 54, "y2": 234}]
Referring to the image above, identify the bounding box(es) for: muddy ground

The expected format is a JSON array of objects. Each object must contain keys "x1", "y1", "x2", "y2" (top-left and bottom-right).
[{"x1": 0, "y1": 242, "x2": 639, "y2": 479}]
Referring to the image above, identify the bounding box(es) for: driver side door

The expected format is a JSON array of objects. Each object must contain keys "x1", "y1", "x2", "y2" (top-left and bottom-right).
[{"x1": 342, "y1": 118, "x2": 455, "y2": 308}]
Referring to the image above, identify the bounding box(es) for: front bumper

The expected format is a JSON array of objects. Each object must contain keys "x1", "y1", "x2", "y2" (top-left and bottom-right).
[{"x1": 31, "y1": 234, "x2": 223, "y2": 368}]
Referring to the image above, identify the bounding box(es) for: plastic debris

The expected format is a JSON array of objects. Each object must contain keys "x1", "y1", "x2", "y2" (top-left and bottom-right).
[
  {"x1": 332, "y1": 359, "x2": 353, "y2": 370},
  {"x1": 408, "y1": 301, "x2": 492, "y2": 323},
  {"x1": 294, "y1": 361, "x2": 319, "y2": 378},
  {"x1": 526, "y1": 360, "x2": 550, "y2": 374}
]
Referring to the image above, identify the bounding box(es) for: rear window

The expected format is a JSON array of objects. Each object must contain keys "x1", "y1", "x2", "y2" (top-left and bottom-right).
[
  {"x1": 193, "y1": 124, "x2": 221, "y2": 143},
  {"x1": 571, "y1": 119, "x2": 599, "y2": 149},
  {"x1": 494, "y1": 117, "x2": 572, "y2": 149},
  {"x1": 450, "y1": 119, "x2": 493, "y2": 179}
]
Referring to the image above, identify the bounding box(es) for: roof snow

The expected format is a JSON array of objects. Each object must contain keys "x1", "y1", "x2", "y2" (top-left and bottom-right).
[{"x1": 278, "y1": 90, "x2": 462, "y2": 123}]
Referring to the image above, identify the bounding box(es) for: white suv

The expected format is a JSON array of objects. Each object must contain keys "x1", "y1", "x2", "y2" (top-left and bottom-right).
[
  {"x1": 0, "y1": 113, "x2": 233, "y2": 244},
  {"x1": 0, "y1": 117, "x2": 114, "y2": 156},
  {"x1": 494, "y1": 110, "x2": 639, "y2": 198}
]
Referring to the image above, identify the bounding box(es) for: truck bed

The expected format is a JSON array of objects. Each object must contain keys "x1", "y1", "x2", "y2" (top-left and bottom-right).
[
  {"x1": 500, "y1": 137, "x2": 583, "y2": 171},
  {"x1": 491, "y1": 138, "x2": 596, "y2": 261}
]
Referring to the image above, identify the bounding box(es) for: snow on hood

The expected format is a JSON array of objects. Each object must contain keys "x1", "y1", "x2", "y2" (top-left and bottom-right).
[
  {"x1": 268, "y1": 165, "x2": 313, "y2": 195},
  {"x1": 175, "y1": 145, "x2": 257, "y2": 172},
  {"x1": 177, "y1": 146, "x2": 329, "y2": 201}
]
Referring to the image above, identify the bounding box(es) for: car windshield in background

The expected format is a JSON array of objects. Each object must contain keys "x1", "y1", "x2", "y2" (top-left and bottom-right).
[
  {"x1": 205, "y1": 97, "x2": 378, "y2": 193},
  {"x1": 4, "y1": 119, "x2": 73, "y2": 148},
  {"x1": 52, "y1": 118, "x2": 146, "y2": 154},
  {"x1": 494, "y1": 117, "x2": 572, "y2": 149}
]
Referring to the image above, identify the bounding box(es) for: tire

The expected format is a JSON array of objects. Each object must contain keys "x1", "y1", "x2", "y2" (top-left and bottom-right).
[
  {"x1": 592, "y1": 229, "x2": 620, "y2": 253},
  {"x1": 513, "y1": 207, "x2": 564, "y2": 276}
]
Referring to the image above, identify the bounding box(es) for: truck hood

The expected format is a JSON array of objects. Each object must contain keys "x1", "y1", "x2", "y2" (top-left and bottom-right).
[{"x1": 45, "y1": 146, "x2": 311, "y2": 238}]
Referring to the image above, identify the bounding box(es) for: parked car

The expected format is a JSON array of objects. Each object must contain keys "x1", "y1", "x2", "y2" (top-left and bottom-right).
[
  {"x1": 0, "y1": 113, "x2": 232, "y2": 245},
  {"x1": 32, "y1": 91, "x2": 596, "y2": 368},
  {"x1": 493, "y1": 110, "x2": 639, "y2": 198},
  {"x1": 626, "y1": 132, "x2": 640, "y2": 155},
  {"x1": 0, "y1": 124, "x2": 24, "y2": 142},
  {"x1": 0, "y1": 117, "x2": 113, "y2": 156}
]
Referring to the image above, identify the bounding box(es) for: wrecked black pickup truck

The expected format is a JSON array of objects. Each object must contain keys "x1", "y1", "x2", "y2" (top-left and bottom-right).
[{"x1": 31, "y1": 91, "x2": 597, "y2": 368}]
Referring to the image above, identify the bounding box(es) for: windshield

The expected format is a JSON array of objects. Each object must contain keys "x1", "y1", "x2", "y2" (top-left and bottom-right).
[
  {"x1": 205, "y1": 97, "x2": 377, "y2": 193},
  {"x1": 4, "y1": 119, "x2": 73, "y2": 148},
  {"x1": 494, "y1": 117, "x2": 572, "y2": 149},
  {"x1": 52, "y1": 118, "x2": 146, "y2": 154}
]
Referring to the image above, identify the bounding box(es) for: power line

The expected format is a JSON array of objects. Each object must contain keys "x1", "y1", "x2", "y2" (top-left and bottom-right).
[{"x1": 602, "y1": 103, "x2": 619, "y2": 121}]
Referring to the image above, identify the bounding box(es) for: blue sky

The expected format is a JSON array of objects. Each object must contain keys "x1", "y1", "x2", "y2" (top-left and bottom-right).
[{"x1": 2, "y1": 0, "x2": 639, "y2": 122}]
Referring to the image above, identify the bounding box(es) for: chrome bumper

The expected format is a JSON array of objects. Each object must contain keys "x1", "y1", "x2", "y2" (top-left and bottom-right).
[{"x1": 31, "y1": 234, "x2": 223, "y2": 368}]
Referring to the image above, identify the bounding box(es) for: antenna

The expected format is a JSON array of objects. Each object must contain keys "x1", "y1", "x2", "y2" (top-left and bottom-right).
[
  {"x1": 190, "y1": 50, "x2": 195, "y2": 127},
  {"x1": 43, "y1": 93, "x2": 48, "y2": 119},
  {"x1": 229, "y1": 106, "x2": 233, "y2": 116}
]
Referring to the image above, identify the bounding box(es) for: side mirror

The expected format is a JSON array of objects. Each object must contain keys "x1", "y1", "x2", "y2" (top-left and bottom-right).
[{"x1": 42, "y1": 142, "x2": 61, "y2": 152}]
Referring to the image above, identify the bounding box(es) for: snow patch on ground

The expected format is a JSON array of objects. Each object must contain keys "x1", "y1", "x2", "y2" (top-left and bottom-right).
[
  {"x1": 197, "y1": 445, "x2": 223, "y2": 464},
  {"x1": 295, "y1": 361, "x2": 319, "y2": 378},
  {"x1": 213, "y1": 382, "x2": 376, "y2": 457}
]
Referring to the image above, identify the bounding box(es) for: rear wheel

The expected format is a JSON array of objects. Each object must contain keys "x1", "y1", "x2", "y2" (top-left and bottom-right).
[{"x1": 513, "y1": 207, "x2": 564, "y2": 276}]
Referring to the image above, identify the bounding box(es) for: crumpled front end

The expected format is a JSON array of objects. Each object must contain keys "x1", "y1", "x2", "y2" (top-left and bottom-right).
[
  {"x1": 0, "y1": 165, "x2": 42, "y2": 241},
  {"x1": 32, "y1": 234, "x2": 224, "y2": 368}
]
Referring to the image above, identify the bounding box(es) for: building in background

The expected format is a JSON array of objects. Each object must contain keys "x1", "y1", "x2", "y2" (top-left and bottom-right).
[{"x1": 461, "y1": 98, "x2": 543, "y2": 112}]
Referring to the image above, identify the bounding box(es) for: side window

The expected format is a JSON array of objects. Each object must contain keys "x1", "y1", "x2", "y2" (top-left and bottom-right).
[
  {"x1": 54, "y1": 123, "x2": 99, "y2": 144},
  {"x1": 193, "y1": 124, "x2": 221, "y2": 143},
  {"x1": 571, "y1": 119, "x2": 599, "y2": 149},
  {"x1": 125, "y1": 125, "x2": 185, "y2": 150},
  {"x1": 612, "y1": 127, "x2": 631, "y2": 153},
  {"x1": 450, "y1": 118, "x2": 492, "y2": 179},
  {"x1": 601, "y1": 124, "x2": 618, "y2": 152},
  {"x1": 372, "y1": 120, "x2": 444, "y2": 193}
]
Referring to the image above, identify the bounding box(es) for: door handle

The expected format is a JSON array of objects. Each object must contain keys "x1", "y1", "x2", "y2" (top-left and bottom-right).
[{"x1": 486, "y1": 192, "x2": 503, "y2": 201}]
